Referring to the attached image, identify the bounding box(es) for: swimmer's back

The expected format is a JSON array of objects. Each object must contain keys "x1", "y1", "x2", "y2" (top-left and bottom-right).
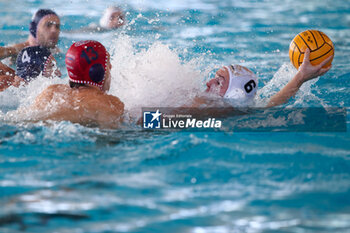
[{"x1": 32, "y1": 84, "x2": 124, "y2": 128}]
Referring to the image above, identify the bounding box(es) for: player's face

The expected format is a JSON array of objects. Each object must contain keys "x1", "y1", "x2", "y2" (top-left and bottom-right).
[
  {"x1": 36, "y1": 15, "x2": 60, "y2": 48},
  {"x1": 108, "y1": 11, "x2": 125, "y2": 28},
  {"x1": 43, "y1": 56, "x2": 61, "y2": 78},
  {"x1": 206, "y1": 67, "x2": 230, "y2": 97}
]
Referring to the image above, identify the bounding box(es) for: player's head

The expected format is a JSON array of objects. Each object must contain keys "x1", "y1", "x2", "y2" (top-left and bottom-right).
[
  {"x1": 206, "y1": 65, "x2": 258, "y2": 102},
  {"x1": 16, "y1": 46, "x2": 61, "y2": 81},
  {"x1": 65, "y1": 40, "x2": 111, "y2": 91},
  {"x1": 99, "y1": 6, "x2": 125, "y2": 29},
  {"x1": 29, "y1": 9, "x2": 60, "y2": 48}
]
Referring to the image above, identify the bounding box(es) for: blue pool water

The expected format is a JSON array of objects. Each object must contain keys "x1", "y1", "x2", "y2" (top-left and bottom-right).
[{"x1": 1, "y1": 0, "x2": 350, "y2": 232}]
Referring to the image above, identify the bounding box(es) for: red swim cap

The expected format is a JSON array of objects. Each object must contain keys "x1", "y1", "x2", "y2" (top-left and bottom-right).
[{"x1": 65, "y1": 40, "x2": 109, "y2": 89}]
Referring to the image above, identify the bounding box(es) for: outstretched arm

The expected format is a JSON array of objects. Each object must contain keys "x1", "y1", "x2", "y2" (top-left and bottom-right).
[
  {"x1": 0, "y1": 47, "x2": 16, "y2": 60},
  {"x1": 0, "y1": 62, "x2": 15, "y2": 76},
  {"x1": 0, "y1": 75, "x2": 26, "y2": 92},
  {"x1": 0, "y1": 62, "x2": 16, "y2": 92},
  {"x1": 0, "y1": 75, "x2": 15, "y2": 92},
  {"x1": 267, "y1": 49, "x2": 333, "y2": 108},
  {"x1": 0, "y1": 41, "x2": 29, "y2": 60}
]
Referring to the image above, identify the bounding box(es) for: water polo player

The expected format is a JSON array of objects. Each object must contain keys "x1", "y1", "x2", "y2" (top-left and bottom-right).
[
  {"x1": 28, "y1": 9, "x2": 60, "y2": 49},
  {"x1": 196, "y1": 48, "x2": 333, "y2": 108},
  {"x1": 205, "y1": 64, "x2": 258, "y2": 105},
  {"x1": 16, "y1": 46, "x2": 61, "y2": 81},
  {"x1": 0, "y1": 9, "x2": 60, "y2": 60},
  {"x1": 0, "y1": 46, "x2": 61, "y2": 92},
  {"x1": 100, "y1": 6, "x2": 125, "y2": 29},
  {"x1": 70, "y1": 6, "x2": 125, "y2": 33},
  {"x1": 28, "y1": 40, "x2": 124, "y2": 128}
]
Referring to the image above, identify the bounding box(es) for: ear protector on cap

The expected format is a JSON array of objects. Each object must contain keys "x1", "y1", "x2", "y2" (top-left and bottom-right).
[{"x1": 89, "y1": 63, "x2": 105, "y2": 83}]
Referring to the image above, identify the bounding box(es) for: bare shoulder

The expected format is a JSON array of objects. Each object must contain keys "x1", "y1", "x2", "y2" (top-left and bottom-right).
[
  {"x1": 105, "y1": 94, "x2": 124, "y2": 108},
  {"x1": 45, "y1": 84, "x2": 70, "y2": 92},
  {"x1": 95, "y1": 93, "x2": 124, "y2": 115},
  {"x1": 33, "y1": 84, "x2": 69, "y2": 108},
  {"x1": 82, "y1": 91, "x2": 125, "y2": 128},
  {"x1": 39, "y1": 84, "x2": 70, "y2": 96},
  {"x1": 30, "y1": 85, "x2": 125, "y2": 128}
]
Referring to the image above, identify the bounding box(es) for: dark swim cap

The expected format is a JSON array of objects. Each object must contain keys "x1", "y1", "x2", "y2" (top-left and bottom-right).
[
  {"x1": 29, "y1": 9, "x2": 58, "y2": 38},
  {"x1": 16, "y1": 46, "x2": 52, "y2": 81}
]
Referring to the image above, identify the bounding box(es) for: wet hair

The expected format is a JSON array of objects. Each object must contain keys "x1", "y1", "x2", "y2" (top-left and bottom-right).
[{"x1": 69, "y1": 81, "x2": 86, "y2": 89}]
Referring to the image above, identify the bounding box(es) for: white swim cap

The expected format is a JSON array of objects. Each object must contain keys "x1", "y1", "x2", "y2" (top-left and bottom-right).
[
  {"x1": 223, "y1": 65, "x2": 258, "y2": 101},
  {"x1": 99, "y1": 6, "x2": 122, "y2": 28}
]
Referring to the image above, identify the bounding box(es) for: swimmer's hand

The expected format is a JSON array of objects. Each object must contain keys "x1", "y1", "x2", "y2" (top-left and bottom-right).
[
  {"x1": 297, "y1": 48, "x2": 333, "y2": 84},
  {"x1": 267, "y1": 49, "x2": 333, "y2": 108}
]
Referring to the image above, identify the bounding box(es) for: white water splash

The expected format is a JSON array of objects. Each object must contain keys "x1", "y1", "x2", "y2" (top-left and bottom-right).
[
  {"x1": 255, "y1": 63, "x2": 296, "y2": 106},
  {"x1": 1, "y1": 36, "x2": 205, "y2": 124},
  {"x1": 256, "y1": 62, "x2": 326, "y2": 107},
  {"x1": 1, "y1": 75, "x2": 66, "y2": 122},
  {"x1": 109, "y1": 35, "x2": 203, "y2": 118},
  {"x1": 0, "y1": 37, "x2": 326, "y2": 126}
]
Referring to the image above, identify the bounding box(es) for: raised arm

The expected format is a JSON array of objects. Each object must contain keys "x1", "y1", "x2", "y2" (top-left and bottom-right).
[{"x1": 267, "y1": 49, "x2": 333, "y2": 108}]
